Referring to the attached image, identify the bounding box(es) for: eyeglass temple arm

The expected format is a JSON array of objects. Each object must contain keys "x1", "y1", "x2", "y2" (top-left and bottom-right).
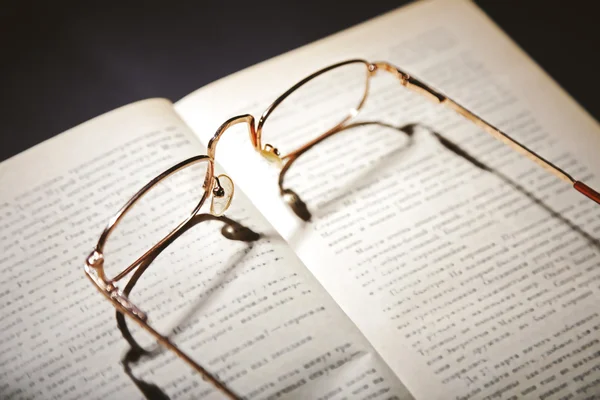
[{"x1": 373, "y1": 62, "x2": 600, "y2": 205}]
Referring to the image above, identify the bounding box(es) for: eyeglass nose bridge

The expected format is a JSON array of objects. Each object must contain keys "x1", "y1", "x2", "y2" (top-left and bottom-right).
[{"x1": 207, "y1": 114, "x2": 258, "y2": 160}]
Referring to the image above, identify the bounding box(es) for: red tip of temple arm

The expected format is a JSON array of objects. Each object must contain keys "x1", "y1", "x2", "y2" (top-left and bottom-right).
[{"x1": 574, "y1": 181, "x2": 600, "y2": 204}]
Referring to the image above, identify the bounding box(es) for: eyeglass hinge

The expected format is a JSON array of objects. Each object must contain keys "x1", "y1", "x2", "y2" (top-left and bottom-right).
[
  {"x1": 371, "y1": 61, "x2": 409, "y2": 83},
  {"x1": 86, "y1": 249, "x2": 104, "y2": 268},
  {"x1": 108, "y1": 286, "x2": 148, "y2": 322},
  {"x1": 85, "y1": 249, "x2": 148, "y2": 322}
]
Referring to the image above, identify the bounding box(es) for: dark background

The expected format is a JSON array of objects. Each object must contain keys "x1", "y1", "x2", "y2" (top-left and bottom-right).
[{"x1": 1, "y1": 1, "x2": 598, "y2": 162}]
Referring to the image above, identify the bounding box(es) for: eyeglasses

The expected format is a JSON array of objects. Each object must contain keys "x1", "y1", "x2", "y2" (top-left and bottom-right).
[{"x1": 85, "y1": 59, "x2": 600, "y2": 399}]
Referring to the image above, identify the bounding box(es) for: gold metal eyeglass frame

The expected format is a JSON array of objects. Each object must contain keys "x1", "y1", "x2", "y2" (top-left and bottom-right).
[
  {"x1": 206, "y1": 59, "x2": 599, "y2": 218},
  {"x1": 85, "y1": 58, "x2": 600, "y2": 400}
]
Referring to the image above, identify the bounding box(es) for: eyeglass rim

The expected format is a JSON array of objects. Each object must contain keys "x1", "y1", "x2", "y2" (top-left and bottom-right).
[
  {"x1": 255, "y1": 58, "x2": 372, "y2": 160},
  {"x1": 89, "y1": 155, "x2": 214, "y2": 283}
]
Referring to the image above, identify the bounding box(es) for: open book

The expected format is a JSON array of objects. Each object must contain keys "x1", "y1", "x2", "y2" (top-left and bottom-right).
[{"x1": 2, "y1": 0, "x2": 600, "y2": 399}]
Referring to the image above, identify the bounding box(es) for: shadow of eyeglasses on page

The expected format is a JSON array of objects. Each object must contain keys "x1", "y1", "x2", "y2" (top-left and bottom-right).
[
  {"x1": 278, "y1": 120, "x2": 417, "y2": 222},
  {"x1": 426, "y1": 125, "x2": 600, "y2": 252},
  {"x1": 117, "y1": 213, "x2": 261, "y2": 400},
  {"x1": 281, "y1": 121, "x2": 599, "y2": 252}
]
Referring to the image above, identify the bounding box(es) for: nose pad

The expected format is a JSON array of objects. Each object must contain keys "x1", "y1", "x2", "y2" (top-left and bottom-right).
[
  {"x1": 210, "y1": 174, "x2": 234, "y2": 216},
  {"x1": 260, "y1": 144, "x2": 282, "y2": 166}
]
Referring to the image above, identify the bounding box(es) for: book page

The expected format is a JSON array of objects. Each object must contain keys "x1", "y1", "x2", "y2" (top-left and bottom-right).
[
  {"x1": 176, "y1": 0, "x2": 600, "y2": 399},
  {"x1": 0, "y1": 99, "x2": 412, "y2": 399}
]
